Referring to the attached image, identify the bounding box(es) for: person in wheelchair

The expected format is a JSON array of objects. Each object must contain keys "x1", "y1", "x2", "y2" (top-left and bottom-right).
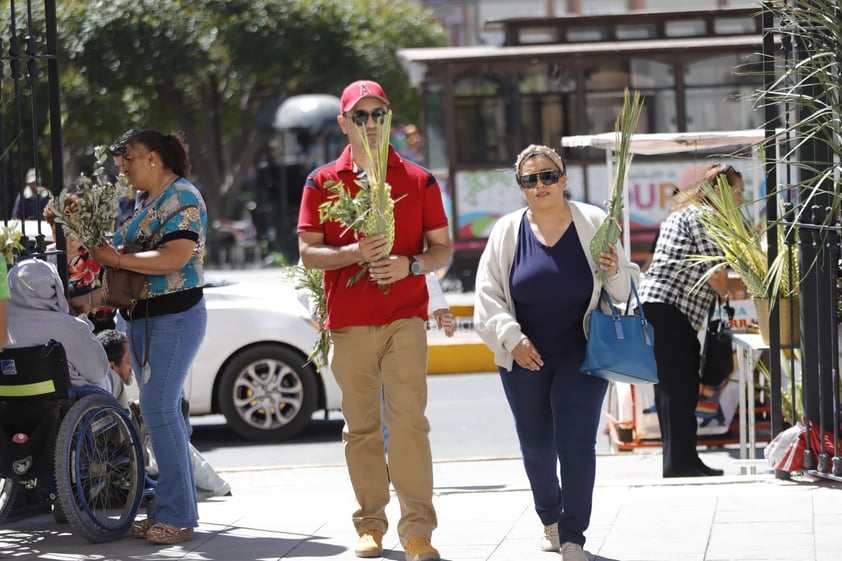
[
  {"x1": 6, "y1": 258, "x2": 110, "y2": 391},
  {"x1": 96, "y1": 329, "x2": 134, "y2": 409}
]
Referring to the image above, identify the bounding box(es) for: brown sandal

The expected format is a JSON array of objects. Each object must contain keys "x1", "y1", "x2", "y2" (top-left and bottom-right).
[
  {"x1": 146, "y1": 523, "x2": 194, "y2": 545},
  {"x1": 131, "y1": 518, "x2": 156, "y2": 538}
]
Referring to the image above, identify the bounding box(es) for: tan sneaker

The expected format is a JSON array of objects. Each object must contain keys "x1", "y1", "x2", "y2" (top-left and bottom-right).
[
  {"x1": 355, "y1": 529, "x2": 384, "y2": 558},
  {"x1": 540, "y1": 523, "x2": 560, "y2": 551},
  {"x1": 560, "y1": 541, "x2": 589, "y2": 561},
  {"x1": 404, "y1": 537, "x2": 440, "y2": 561}
]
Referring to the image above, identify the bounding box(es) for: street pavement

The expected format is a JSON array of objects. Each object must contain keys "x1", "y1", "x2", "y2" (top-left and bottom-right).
[
  {"x1": 3, "y1": 273, "x2": 839, "y2": 560},
  {"x1": 1, "y1": 449, "x2": 840, "y2": 561}
]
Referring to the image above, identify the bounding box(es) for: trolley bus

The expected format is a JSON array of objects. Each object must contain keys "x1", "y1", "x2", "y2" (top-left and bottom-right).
[{"x1": 398, "y1": 6, "x2": 767, "y2": 289}]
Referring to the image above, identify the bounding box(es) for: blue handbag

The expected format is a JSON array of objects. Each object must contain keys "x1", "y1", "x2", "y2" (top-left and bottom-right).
[{"x1": 579, "y1": 281, "x2": 658, "y2": 385}]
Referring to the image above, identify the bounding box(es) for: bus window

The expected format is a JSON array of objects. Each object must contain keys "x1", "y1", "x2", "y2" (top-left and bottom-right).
[
  {"x1": 424, "y1": 83, "x2": 448, "y2": 172},
  {"x1": 686, "y1": 86, "x2": 763, "y2": 132},
  {"x1": 629, "y1": 59, "x2": 676, "y2": 133},
  {"x1": 585, "y1": 61, "x2": 631, "y2": 91},
  {"x1": 685, "y1": 53, "x2": 765, "y2": 131},
  {"x1": 454, "y1": 76, "x2": 507, "y2": 165},
  {"x1": 520, "y1": 95, "x2": 566, "y2": 149},
  {"x1": 518, "y1": 64, "x2": 575, "y2": 149}
]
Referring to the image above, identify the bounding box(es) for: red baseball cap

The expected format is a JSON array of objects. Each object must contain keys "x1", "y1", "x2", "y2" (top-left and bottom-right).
[{"x1": 340, "y1": 80, "x2": 390, "y2": 114}]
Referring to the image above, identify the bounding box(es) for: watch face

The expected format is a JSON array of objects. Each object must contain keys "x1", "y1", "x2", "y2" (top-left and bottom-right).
[{"x1": 410, "y1": 258, "x2": 422, "y2": 275}]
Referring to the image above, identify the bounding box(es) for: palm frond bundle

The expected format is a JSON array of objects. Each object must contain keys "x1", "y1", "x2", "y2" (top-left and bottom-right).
[
  {"x1": 687, "y1": 175, "x2": 799, "y2": 301},
  {"x1": 590, "y1": 88, "x2": 644, "y2": 282},
  {"x1": 318, "y1": 111, "x2": 396, "y2": 288}
]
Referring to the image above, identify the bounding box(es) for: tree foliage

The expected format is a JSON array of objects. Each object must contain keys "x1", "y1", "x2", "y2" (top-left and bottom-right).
[{"x1": 52, "y1": 0, "x2": 445, "y2": 225}]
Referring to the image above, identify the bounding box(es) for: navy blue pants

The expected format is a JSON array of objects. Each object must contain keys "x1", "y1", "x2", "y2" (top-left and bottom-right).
[{"x1": 499, "y1": 361, "x2": 607, "y2": 547}]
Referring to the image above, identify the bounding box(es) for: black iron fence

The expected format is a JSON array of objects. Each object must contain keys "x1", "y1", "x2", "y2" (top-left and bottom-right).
[
  {"x1": 762, "y1": 2, "x2": 842, "y2": 481},
  {"x1": 1, "y1": 0, "x2": 66, "y2": 276}
]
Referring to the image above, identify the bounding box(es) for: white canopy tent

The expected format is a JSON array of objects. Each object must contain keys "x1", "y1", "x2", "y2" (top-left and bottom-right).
[{"x1": 561, "y1": 129, "x2": 769, "y2": 252}]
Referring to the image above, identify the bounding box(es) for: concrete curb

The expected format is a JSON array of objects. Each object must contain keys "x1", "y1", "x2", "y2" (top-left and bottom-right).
[{"x1": 427, "y1": 295, "x2": 496, "y2": 374}]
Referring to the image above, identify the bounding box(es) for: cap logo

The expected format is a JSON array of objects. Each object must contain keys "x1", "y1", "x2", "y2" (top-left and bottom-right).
[{"x1": 359, "y1": 83, "x2": 373, "y2": 97}]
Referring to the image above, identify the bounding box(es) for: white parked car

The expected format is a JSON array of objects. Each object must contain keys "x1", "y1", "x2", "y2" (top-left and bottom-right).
[
  {"x1": 184, "y1": 273, "x2": 342, "y2": 441},
  {"x1": 8, "y1": 221, "x2": 338, "y2": 441}
]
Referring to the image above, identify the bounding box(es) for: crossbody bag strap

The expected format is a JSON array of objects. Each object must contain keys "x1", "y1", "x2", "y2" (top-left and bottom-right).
[
  {"x1": 708, "y1": 295, "x2": 734, "y2": 336},
  {"x1": 148, "y1": 204, "x2": 193, "y2": 246},
  {"x1": 128, "y1": 203, "x2": 193, "y2": 368},
  {"x1": 599, "y1": 279, "x2": 650, "y2": 343}
]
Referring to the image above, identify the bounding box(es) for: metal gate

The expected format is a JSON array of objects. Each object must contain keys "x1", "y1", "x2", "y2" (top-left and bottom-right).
[
  {"x1": 762, "y1": 1, "x2": 842, "y2": 481},
  {"x1": 1, "y1": 0, "x2": 66, "y2": 276}
]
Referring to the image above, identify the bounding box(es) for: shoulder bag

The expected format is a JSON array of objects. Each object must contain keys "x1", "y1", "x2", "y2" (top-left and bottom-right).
[
  {"x1": 101, "y1": 243, "x2": 148, "y2": 309},
  {"x1": 699, "y1": 296, "x2": 735, "y2": 387},
  {"x1": 580, "y1": 280, "x2": 659, "y2": 385},
  {"x1": 102, "y1": 204, "x2": 191, "y2": 309}
]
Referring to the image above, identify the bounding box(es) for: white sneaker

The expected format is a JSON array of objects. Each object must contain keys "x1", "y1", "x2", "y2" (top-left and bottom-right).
[
  {"x1": 540, "y1": 523, "x2": 559, "y2": 552},
  {"x1": 560, "y1": 541, "x2": 588, "y2": 561}
]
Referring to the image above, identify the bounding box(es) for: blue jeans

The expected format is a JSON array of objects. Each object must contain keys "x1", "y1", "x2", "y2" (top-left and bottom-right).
[
  {"x1": 499, "y1": 361, "x2": 607, "y2": 547},
  {"x1": 129, "y1": 299, "x2": 207, "y2": 528}
]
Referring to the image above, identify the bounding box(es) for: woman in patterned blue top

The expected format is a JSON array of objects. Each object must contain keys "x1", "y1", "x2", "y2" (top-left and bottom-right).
[
  {"x1": 639, "y1": 164, "x2": 743, "y2": 478},
  {"x1": 90, "y1": 129, "x2": 207, "y2": 545}
]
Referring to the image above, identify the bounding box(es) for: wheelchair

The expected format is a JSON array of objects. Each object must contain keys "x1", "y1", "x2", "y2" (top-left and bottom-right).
[{"x1": 0, "y1": 340, "x2": 148, "y2": 542}]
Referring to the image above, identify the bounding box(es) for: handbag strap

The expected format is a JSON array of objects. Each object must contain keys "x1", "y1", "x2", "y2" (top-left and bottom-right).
[
  {"x1": 708, "y1": 295, "x2": 735, "y2": 332},
  {"x1": 148, "y1": 204, "x2": 193, "y2": 247},
  {"x1": 129, "y1": 300, "x2": 151, "y2": 368},
  {"x1": 124, "y1": 204, "x2": 192, "y2": 368},
  {"x1": 598, "y1": 279, "x2": 653, "y2": 345}
]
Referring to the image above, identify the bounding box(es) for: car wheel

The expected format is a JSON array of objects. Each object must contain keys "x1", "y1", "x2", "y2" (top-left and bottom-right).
[{"x1": 217, "y1": 344, "x2": 318, "y2": 441}]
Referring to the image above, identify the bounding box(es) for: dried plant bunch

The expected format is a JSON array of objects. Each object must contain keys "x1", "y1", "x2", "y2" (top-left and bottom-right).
[
  {"x1": 48, "y1": 145, "x2": 131, "y2": 249},
  {"x1": 318, "y1": 110, "x2": 398, "y2": 288},
  {"x1": 590, "y1": 88, "x2": 644, "y2": 282}
]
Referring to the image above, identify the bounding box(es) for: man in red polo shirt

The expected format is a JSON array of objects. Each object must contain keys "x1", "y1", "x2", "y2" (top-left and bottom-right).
[{"x1": 297, "y1": 80, "x2": 451, "y2": 561}]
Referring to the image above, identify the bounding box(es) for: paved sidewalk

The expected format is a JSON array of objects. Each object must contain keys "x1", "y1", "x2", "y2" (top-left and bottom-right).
[{"x1": 1, "y1": 452, "x2": 840, "y2": 561}]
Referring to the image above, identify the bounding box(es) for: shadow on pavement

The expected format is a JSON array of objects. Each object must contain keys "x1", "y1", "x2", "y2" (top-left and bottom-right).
[{"x1": 191, "y1": 418, "x2": 344, "y2": 451}]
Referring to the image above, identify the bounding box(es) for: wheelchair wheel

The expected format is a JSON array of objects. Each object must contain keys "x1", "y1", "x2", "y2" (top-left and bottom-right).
[
  {"x1": 0, "y1": 476, "x2": 18, "y2": 524},
  {"x1": 52, "y1": 499, "x2": 69, "y2": 524},
  {"x1": 54, "y1": 393, "x2": 145, "y2": 543}
]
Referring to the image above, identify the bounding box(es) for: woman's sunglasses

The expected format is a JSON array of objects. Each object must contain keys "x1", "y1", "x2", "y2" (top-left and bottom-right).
[
  {"x1": 346, "y1": 108, "x2": 390, "y2": 127},
  {"x1": 518, "y1": 169, "x2": 564, "y2": 189}
]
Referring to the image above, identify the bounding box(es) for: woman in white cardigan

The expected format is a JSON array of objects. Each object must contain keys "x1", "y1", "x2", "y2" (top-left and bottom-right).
[{"x1": 474, "y1": 145, "x2": 639, "y2": 561}]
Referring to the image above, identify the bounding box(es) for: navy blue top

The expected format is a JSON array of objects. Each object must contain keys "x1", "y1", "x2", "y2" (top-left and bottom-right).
[{"x1": 510, "y1": 213, "x2": 593, "y2": 369}]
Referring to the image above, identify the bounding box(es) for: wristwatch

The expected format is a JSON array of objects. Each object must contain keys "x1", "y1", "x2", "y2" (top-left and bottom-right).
[{"x1": 408, "y1": 255, "x2": 422, "y2": 276}]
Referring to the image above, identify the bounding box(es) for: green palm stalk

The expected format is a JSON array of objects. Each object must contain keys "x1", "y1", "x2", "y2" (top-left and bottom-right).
[
  {"x1": 590, "y1": 88, "x2": 644, "y2": 282},
  {"x1": 355, "y1": 110, "x2": 395, "y2": 262},
  {"x1": 318, "y1": 110, "x2": 398, "y2": 288}
]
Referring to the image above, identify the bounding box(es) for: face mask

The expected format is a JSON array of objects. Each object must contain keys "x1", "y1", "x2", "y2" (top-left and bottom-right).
[{"x1": 23, "y1": 186, "x2": 33, "y2": 198}]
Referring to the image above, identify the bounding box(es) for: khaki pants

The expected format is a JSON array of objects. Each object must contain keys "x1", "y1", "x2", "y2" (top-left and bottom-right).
[{"x1": 330, "y1": 317, "x2": 437, "y2": 542}]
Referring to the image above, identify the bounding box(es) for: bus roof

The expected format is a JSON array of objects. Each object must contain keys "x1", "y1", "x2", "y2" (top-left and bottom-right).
[{"x1": 398, "y1": 35, "x2": 762, "y2": 84}]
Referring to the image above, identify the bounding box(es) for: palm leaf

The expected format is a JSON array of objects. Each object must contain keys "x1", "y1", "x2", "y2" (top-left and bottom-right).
[
  {"x1": 687, "y1": 175, "x2": 799, "y2": 301},
  {"x1": 590, "y1": 88, "x2": 644, "y2": 282}
]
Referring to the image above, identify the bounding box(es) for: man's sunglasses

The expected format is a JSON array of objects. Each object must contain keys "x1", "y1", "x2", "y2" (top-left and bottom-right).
[
  {"x1": 346, "y1": 108, "x2": 390, "y2": 127},
  {"x1": 518, "y1": 169, "x2": 564, "y2": 189}
]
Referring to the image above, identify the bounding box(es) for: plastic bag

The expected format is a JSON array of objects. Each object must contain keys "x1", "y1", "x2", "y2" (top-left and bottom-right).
[{"x1": 764, "y1": 422, "x2": 805, "y2": 471}]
